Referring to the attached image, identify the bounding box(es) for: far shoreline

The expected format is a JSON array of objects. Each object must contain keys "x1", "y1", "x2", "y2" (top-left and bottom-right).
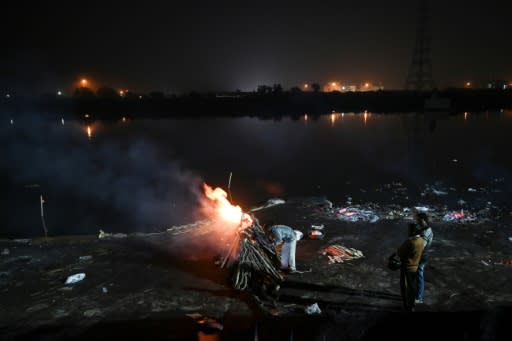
[{"x1": 2, "y1": 89, "x2": 512, "y2": 119}]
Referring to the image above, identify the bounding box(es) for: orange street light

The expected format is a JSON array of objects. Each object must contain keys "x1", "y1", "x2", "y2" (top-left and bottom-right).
[{"x1": 81, "y1": 78, "x2": 88, "y2": 87}]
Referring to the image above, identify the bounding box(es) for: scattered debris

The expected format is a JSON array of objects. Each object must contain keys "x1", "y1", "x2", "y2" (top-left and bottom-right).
[
  {"x1": 1, "y1": 248, "x2": 9, "y2": 256},
  {"x1": 443, "y1": 210, "x2": 478, "y2": 223},
  {"x1": 186, "y1": 313, "x2": 203, "y2": 320},
  {"x1": 311, "y1": 224, "x2": 324, "y2": 230},
  {"x1": 414, "y1": 206, "x2": 431, "y2": 213},
  {"x1": 337, "y1": 207, "x2": 379, "y2": 223},
  {"x1": 508, "y1": 237, "x2": 512, "y2": 242},
  {"x1": 197, "y1": 316, "x2": 224, "y2": 331},
  {"x1": 79, "y1": 255, "x2": 93, "y2": 262},
  {"x1": 13, "y1": 239, "x2": 31, "y2": 244},
  {"x1": 308, "y1": 230, "x2": 324, "y2": 240},
  {"x1": 98, "y1": 229, "x2": 127, "y2": 239},
  {"x1": 305, "y1": 303, "x2": 322, "y2": 315},
  {"x1": 481, "y1": 260, "x2": 491, "y2": 266},
  {"x1": 320, "y1": 245, "x2": 364, "y2": 264},
  {"x1": 83, "y1": 308, "x2": 102, "y2": 318},
  {"x1": 26, "y1": 303, "x2": 49, "y2": 313},
  {"x1": 65, "y1": 273, "x2": 86, "y2": 284},
  {"x1": 102, "y1": 287, "x2": 108, "y2": 294},
  {"x1": 250, "y1": 198, "x2": 286, "y2": 212},
  {"x1": 294, "y1": 230, "x2": 304, "y2": 241},
  {"x1": 468, "y1": 188, "x2": 477, "y2": 192}
]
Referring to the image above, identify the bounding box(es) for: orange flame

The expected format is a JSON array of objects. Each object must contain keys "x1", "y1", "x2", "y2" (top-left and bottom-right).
[{"x1": 203, "y1": 183, "x2": 252, "y2": 227}]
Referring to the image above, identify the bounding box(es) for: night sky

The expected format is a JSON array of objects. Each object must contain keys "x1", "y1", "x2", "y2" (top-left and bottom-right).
[{"x1": 2, "y1": 0, "x2": 512, "y2": 94}]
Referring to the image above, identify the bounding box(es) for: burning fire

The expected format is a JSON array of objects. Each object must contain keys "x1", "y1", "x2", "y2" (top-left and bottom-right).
[{"x1": 203, "y1": 183, "x2": 252, "y2": 228}]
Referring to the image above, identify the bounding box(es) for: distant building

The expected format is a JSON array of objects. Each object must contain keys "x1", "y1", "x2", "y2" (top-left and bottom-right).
[{"x1": 487, "y1": 80, "x2": 508, "y2": 90}]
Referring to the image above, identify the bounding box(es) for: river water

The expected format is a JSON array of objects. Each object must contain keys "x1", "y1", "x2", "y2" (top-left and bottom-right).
[{"x1": 1, "y1": 111, "x2": 511, "y2": 237}]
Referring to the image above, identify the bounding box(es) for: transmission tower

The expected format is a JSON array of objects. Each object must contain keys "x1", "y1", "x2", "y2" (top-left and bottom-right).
[{"x1": 405, "y1": 0, "x2": 436, "y2": 91}]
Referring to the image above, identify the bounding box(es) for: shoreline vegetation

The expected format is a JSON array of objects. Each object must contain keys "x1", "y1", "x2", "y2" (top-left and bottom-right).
[{"x1": 2, "y1": 89, "x2": 512, "y2": 119}]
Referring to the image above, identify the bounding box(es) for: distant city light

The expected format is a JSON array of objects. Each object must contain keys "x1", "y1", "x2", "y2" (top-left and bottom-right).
[
  {"x1": 139, "y1": 95, "x2": 143, "y2": 99},
  {"x1": 342, "y1": 86, "x2": 346, "y2": 90},
  {"x1": 10, "y1": 119, "x2": 14, "y2": 125},
  {"x1": 464, "y1": 112, "x2": 468, "y2": 120},
  {"x1": 84, "y1": 114, "x2": 90, "y2": 118},
  {"x1": 5, "y1": 94, "x2": 11, "y2": 98},
  {"x1": 364, "y1": 83, "x2": 370, "y2": 88},
  {"x1": 304, "y1": 114, "x2": 308, "y2": 121},
  {"x1": 61, "y1": 118, "x2": 65, "y2": 125},
  {"x1": 465, "y1": 82, "x2": 472, "y2": 88},
  {"x1": 331, "y1": 82, "x2": 336, "y2": 86},
  {"x1": 57, "y1": 90, "x2": 62, "y2": 96},
  {"x1": 304, "y1": 83, "x2": 309, "y2": 89},
  {"x1": 81, "y1": 79, "x2": 88, "y2": 86},
  {"x1": 119, "y1": 90, "x2": 125, "y2": 96},
  {"x1": 122, "y1": 117, "x2": 126, "y2": 122}
]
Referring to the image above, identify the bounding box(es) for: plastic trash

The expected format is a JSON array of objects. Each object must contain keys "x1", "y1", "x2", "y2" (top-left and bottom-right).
[
  {"x1": 308, "y1": 230, "x2": 324, "y2": 240},
  {"x1": 65, "y1": 273, "x2": 86, "y2": 284},
  {"x1": 305, "y1": 303, "x2": 322, "y2": 315}
]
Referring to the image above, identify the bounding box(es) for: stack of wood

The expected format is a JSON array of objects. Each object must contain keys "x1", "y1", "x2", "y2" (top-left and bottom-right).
[
  {"x1": 227, "y1": 219, "x2": 283, "y2": 291},
  {"x1": 320, "y1": 244, "x2": 364, "y2": 264}
]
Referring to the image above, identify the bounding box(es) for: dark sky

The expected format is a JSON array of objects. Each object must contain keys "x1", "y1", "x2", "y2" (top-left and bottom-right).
[{"x1": 2, "y1": 0, "x2": 512, "y2": 94}]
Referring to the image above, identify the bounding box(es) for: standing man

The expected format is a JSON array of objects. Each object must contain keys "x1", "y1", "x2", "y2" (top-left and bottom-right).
[
  {"x1": 397, "y1": 223, "x2": 425, "y2": 312},
  {"x1": 268, "y1": 224, "x2": 297, "y2": 273},
  {"x1": 415, "y1": 212, "x2": 433, "y2": 304}
]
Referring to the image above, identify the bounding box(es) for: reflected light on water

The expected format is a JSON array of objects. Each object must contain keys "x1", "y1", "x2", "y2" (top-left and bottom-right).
[
  {"x1": 464, "y1": 112, "x2": 468, "y2": 120},
  {"x1": 331, "y1": 113, "x2": 336, "y2": 126},
  {"x1": 87, "y1": 125, "x2": 92, "y2": 139},
  {"x1": 364, "y1": 111, "x2": 368, "y2": 125},
  {"x1": 304, "y1": 114, "x2": 308, "y2": 122},
  {"x1": 61, "y1": 118, "x2": 65, "y2": 125}
]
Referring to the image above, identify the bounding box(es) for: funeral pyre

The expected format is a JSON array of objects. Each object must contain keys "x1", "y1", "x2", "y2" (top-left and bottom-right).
[{"x1": 201, "y1": 184, "x2": 284, "y2": 291}]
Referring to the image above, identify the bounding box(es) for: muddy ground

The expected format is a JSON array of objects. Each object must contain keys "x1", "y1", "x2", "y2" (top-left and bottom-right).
[{"x1": 1, "y1": 199, "x2": 512, "y2": 340}]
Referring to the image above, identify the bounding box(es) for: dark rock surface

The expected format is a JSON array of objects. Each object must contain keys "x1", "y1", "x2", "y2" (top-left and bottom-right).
[{"x1": 1, "y1": 199, "x2": 512, "y2": 340}]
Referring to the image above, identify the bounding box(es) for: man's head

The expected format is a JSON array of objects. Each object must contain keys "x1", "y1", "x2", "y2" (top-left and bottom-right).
[
  {"x1": 262, "y1": 220, "x2": 275, "y2": 232},
  {"x1": 415, "y1": 212, "x2": 429, "y2": 228}
]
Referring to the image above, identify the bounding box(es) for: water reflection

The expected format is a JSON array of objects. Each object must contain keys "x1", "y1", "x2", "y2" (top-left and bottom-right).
[{"x1": 87, "y1": 125, "x2": 92, "y2": 139}]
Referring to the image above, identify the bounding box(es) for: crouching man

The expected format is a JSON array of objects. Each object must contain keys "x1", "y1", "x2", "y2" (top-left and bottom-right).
[{"x1": 267, "y1": 224, "x2": 297, "y2": 273}]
